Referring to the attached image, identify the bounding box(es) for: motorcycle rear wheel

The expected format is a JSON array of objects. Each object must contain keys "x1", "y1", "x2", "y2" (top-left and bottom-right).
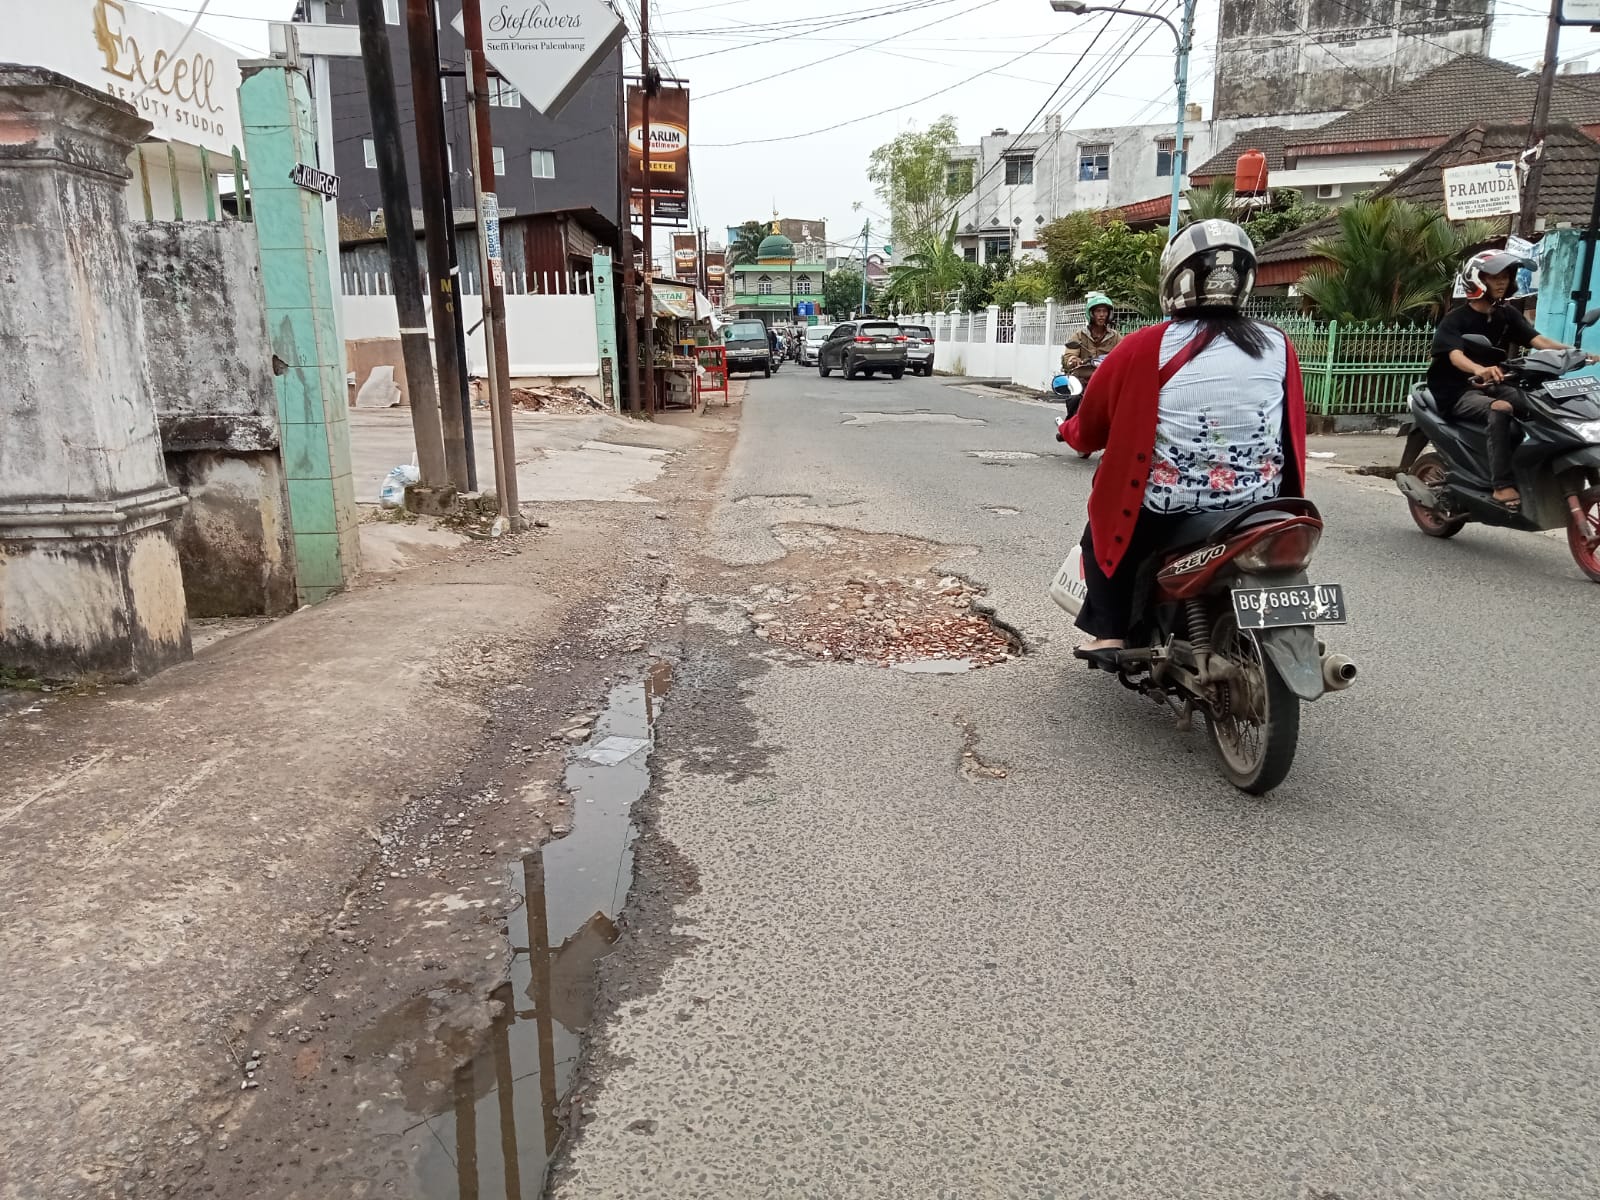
[
  {"x1": 1204, "y1": 612, "x2": 1300, "y2": 795},
  {"x1": 1408, "y1": 452, "x2": 1468, "y2": 538},
  {"x1": 1567, "y1": 485, "x2": 1600, "y2": 583}
]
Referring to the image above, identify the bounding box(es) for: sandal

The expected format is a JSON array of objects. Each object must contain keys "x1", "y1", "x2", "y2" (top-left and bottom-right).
[{"x1": 1491, "y1": 492, "x2": 1522, "y2": 514}]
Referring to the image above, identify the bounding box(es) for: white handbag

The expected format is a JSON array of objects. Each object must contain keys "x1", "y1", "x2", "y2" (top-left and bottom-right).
[{"x1": 1048, "y1": 545, "x2": 1087, "y2": 617}]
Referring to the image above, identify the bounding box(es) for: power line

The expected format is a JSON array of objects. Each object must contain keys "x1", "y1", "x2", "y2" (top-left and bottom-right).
[{"x1": 699, "y1": 29, "x2": 1070, "y2": 148}]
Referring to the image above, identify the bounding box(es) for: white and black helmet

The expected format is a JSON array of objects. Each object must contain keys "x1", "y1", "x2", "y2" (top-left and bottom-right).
[{"x1": 1159, "y1": 219, "x2": 1257, "y2": 316}]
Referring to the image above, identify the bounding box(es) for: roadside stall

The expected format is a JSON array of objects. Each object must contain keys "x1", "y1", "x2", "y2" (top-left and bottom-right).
[{"x1": 651, "y1": 283, "x2": 722, "y2": 409}]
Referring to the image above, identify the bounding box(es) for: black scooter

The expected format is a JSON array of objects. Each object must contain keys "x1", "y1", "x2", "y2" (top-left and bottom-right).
[{"x1": 1395, "y1": 308, "x2": 1600, "y2": 582}]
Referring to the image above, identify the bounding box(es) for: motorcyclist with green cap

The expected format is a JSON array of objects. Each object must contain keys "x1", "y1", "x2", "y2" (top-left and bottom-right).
[{"x1": 1061, "y1": 291, "x2": 1121, "y2": 385}]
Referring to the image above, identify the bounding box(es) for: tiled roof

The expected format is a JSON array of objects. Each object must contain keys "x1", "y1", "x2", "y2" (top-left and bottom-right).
[
  {"x1": 1114, "y1": 194, "x2": 1174, "y2": 225},
  {"x1": 1255, "y1": 122, "x2": 1600, "y2": 267},
  {"x1": 1285, "y1": 54, "x2": 1600, "y2": 156},
  {"x1": 1189, "y1": 127, "x2": 1294, "y2": 182}
]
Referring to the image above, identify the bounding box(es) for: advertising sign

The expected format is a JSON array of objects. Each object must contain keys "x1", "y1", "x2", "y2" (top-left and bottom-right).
[
  {"x1": 672, "y1": 232, "x2": 699, "y2": 282},
  {"x1": 1442, "y1": 159, "x2": 1521, "y2": 220},
  {"x1": 705, "y1": 250, "x2": 725, "y2": 288},
  {"x1": 1558, "y1": 0, "x2": 1600, "y2": 25},
  {"x1": 452, "y1": 0, "x2": 624, "y2": 117},
  {"x1": 481, "y1": 192, "x2": 503, "y2": 287},
  {"x1": 627, "y1": 84, "x2": 690, "y2": 223},
  {"x1": 11, "y1": 0, "x2": 244, "y2": 156}
]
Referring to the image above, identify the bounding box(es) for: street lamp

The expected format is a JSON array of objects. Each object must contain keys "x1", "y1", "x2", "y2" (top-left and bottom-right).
[{"x1": 1049, "y1": 0, "x2": 1197, "y2": 239}]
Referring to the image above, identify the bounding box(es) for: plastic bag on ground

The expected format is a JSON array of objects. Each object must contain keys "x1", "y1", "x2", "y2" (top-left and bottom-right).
[{"x1": 378, "y1": 463, "x2": 421, "y2": 508}]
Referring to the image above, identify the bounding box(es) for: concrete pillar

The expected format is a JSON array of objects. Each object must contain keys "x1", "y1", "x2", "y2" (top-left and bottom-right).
[
  {"x1": 592, "y1": 250, "x2": 620, "y2": 412},
  {"x1": 239, "y1": 60, "x2": 361, "y2": 605},
  {"x1": 0, "y1": 67, "x2": 191, "y2": 681},
  {"x1": 985, "y1": 303, "x2": 1001, "y2": 343}
]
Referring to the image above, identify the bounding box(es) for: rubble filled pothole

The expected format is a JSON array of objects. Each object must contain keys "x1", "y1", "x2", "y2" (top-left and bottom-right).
[{"x1": 712, "y1": 523, "x2": 1023, "y2": 670}]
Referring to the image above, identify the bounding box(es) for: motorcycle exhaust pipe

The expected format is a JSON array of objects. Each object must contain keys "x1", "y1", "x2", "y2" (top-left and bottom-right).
[{"x1": 1321, "y1": 653, "x2": 1358, "y2": 691}]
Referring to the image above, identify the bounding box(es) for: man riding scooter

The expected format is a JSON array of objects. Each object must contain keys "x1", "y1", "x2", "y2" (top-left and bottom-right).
[{"x1": 1428, "y1": 249, "x2": 1594, "y2": 513}]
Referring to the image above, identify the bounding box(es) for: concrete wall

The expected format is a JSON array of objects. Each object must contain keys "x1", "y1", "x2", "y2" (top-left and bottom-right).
[
  {"x1": 131, "y1": 221, "x2": 298, "y2": 616},
  {"x1": 341, "y1": 292, "x2": 602, "y2": 377},
  {"x1": 1213, "y1": 0, "x2": 1490, "y2": 119}
]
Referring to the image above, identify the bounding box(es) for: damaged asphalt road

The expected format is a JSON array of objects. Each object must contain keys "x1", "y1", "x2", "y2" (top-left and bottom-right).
[{"x1": 554, "y1": 371, "x2": 1600, "y2": 1197}]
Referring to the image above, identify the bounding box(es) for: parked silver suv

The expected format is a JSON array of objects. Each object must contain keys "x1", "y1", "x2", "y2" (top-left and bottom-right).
[
  {"x1": 817, "y1": 320, "x2": 908, "y2": 380},
  {"x1": 798, "y1": 323, "x2": 833, "y2": 367},
  {"x1": 899, "y1": 323, "x2": 935, "y2": 376}
]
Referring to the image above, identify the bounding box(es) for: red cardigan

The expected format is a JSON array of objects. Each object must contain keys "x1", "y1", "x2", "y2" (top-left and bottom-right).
[{"x1": 1062, "y1": 320, "x2": 1308, "y2": 577}]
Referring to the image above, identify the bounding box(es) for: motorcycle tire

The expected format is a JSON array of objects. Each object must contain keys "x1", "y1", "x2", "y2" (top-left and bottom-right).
[
  {"x1": 1203, "y1": 611, "x2": 1300, "y2": 795},
  {"x1": 1407, "y1": 452, "x2": 1468, "y2": 538},
  {"x1": 1567, "y1": 484, "x2": 1600, "y2": 583}
]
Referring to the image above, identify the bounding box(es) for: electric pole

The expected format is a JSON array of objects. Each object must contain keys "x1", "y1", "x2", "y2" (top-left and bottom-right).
[
  {"x1": 406, "y1": 0, "x2": 472, "y2": 491},
  {"x1": 859, "y1": 219, "x2": 869, "y2": 316},
  {"x1": 461, "y1": 0, "x2": 521, "y2": 526},
  {"x1": 617, "y1": 69, "x2": 640, "y2": 415},
  {"x1": 640, "y1": 0, "x2": 656, "y2": 415},
  {"x1": 354, "y1": 0, "x2": 451, "y2": 505},
  {"x1": 1517, "y1": 0, "x2": 1564, "y2": 237}
]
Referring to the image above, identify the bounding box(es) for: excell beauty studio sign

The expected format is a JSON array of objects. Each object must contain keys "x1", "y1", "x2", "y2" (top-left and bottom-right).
[
  {"x1": 454, "y1": 0, "x2": 625, "y2": 117},
  {"x1": 1443, "y1": 159, "x2": 1521, "y2": 220},
  {"x1": 11, "y1": 0, "x2": 244, "y2": 155}
]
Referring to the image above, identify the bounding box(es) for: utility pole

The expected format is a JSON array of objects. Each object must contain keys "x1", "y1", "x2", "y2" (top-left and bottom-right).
[
  {"x1": 640, "y1": 0, "x2": 656, "y2": 415},
  {"x1": 1517, "y1": 0, "x2": 1564, "y2": 237},
  {"x1": 1168, "y1": 0, "x2": 1197, "y2": 239},
  {"x1": 617, "y1": 70, "x2": 640, "y2": 415},
  {"x1": 859, "y1": 218, "x2": 869, "y2": 316},
  {"x1": 461, "y1": 0, "x2": 521, "y2": 526},
  {"x1": 406, "y1": 0, "x2": 471, "y2": 492},
  {"x1": 354, "y1": 0, "x2": 451, "y2": 504},
  {"x1": 697, "y1": 225, "x2": 707, "y2": 295},
  {"x1": 1574, "y1": 162, "x2": 1600, "y2": 349}
]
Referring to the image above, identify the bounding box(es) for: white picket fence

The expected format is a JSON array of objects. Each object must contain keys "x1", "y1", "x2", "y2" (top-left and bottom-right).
[
  {"x1": 341, "y1": 289, "x2": 601, "y2": 378},
  {"x1": 902, "y1": 303, "x2": 1096, "y2": 390}
]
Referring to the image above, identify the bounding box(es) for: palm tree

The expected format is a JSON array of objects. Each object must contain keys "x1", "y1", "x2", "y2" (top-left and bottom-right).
[
  {"x1": 729, "y1": 221, "x2": 766, "y2": 266},
  {"x1": 1298, "y1": 198, "x2": 1498, "y2": 324},
  {"x1": 1183, "y1": 176, "x2": 1237, "y2": 224},
  {"x1": 883, "y1": 220, "x2": 969, "y2": 311}
]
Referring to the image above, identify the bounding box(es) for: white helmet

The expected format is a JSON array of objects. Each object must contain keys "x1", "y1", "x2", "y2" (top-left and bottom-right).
[
  {"x1": 1159, "y1": 219, "x2": 1257, "y2": 316},
  {"x1": 1455, "y1": 248, "x2": 1533, "y2": 301}
]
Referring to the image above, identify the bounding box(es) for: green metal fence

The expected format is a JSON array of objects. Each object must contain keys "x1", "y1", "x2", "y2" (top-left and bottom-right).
[{"x1": 1109, "y1": 313, "x2": 1431, "y2": 416}]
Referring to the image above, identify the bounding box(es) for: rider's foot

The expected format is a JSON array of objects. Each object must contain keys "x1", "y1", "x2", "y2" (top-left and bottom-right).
[
  {"x1": 1492, "y1": 486, "x2": 1522, "y2": 511},
  {"x1": 1081, "y1": 638, "x2": 1125, "y2": 651}
]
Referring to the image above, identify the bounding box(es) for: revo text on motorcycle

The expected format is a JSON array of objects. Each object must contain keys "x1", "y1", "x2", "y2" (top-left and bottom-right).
[{"x1": 1395, "y1": 306, "x2": 1600, "y2": 581}]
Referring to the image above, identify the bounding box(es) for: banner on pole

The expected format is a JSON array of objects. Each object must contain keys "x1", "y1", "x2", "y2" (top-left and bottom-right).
[
  {"x1": 481, "y1": 192, "x2": 503, "y2": 287},
  {"x1": 627, "y1": 84, "x2": 690, "y2": 226}
]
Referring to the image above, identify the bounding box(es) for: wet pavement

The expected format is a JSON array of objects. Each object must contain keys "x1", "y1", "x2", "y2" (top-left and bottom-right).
[{"x1": 407, "y1": 662, "x2": 671, "y2": 1197}]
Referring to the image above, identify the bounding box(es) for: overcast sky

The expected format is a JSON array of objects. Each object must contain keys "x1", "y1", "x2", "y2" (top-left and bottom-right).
[{"x1": 173, "y1": 0, "x2": 1600, "y2": 253}]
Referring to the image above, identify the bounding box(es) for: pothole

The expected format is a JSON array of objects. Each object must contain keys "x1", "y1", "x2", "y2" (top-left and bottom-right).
[
  {"x1": 841, "y1": 411, "x2": 987, "y2": 426},
  {"x1": 984, "y1": 505, "x2": 1022, "y2": 516},
  {"x1": 968, "y1": 450, "x2": 1039, "y2": 461},
  {"x1": 401, "y1": 661, "x2": 672, "y2": 1197}
]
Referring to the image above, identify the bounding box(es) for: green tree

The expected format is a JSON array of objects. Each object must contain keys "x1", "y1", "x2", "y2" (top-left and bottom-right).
[
  {"x1": 882, "y1": 220, "x2": 969, "y2": 311},
  {"x1": 824, "y1": 267, "x2": 868, "y2": 318},
  {"x1": 1183, "y1": 176, "x2": 1237, "y2": 224},
  {"x1": 993, "y1": 259, "x2": 1053, "y2": 307},
  {"x1": 867, "y1": 116, "x2": 962, "y2": 252},
  {"x1": 729, "y1": 220, "x2": 766, "y2": 266},
  {"x1": 1297, "y1": 197, "x2": 1496, "y2": 323},
  {"x1": 1074, "y1": 220, "x2": 1166, "y2": 307},
  {"x1": 1244, "y1": 188, "x2": 1323, "y2": 245}
]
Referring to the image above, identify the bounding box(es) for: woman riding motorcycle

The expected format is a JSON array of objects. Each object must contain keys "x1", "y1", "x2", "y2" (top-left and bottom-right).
[{"x1": 1059, "y1": 220, "x2": 1308, "y2": 660}]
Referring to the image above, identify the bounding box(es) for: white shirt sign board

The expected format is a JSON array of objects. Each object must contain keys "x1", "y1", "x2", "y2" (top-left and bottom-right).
[
  {"x1": 10, "y1": 0, "x2": 244, "y2": 157},
  {"x1": 1442, "y1": 159, "x2": 1521, "y2": 220},
  {"x1": 452, "y1": 0, "x2": 626, "y2": 118}
]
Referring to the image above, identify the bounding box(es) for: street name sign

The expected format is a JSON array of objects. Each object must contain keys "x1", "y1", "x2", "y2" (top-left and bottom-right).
[
  {"x1": 1442, "y1": 159, "x2": 1520, "y2": 220},
  {"x1": 453, "y1": 0, "x2": 627, "y2": 117},
  {"x1": 289, "y1": 162, "x2": 339, "y2": 200}
]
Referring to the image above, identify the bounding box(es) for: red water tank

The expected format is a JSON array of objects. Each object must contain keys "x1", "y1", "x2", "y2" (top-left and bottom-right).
[{"x1": 1235, "y1": 149, "x2": 1269, "y2": 196}]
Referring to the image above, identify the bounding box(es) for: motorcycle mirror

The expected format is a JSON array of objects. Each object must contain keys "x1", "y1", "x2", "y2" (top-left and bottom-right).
[
  {"x1": 1580, "y1": 306, "x2": 1600, "y2": 329},
  {"x1": 1052, "y1": 374, "x2": 1084, "y2": 398}
]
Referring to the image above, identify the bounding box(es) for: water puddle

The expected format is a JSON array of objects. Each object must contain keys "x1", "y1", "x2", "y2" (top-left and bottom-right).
[{"x1": 408, "y1": 661, "x2": 672, "y2": 1197}]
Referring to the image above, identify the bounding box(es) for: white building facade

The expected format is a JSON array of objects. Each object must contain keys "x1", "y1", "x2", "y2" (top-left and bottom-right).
[{"x1": 945, "y1": 109, "x2": 1342, "y2": 264}]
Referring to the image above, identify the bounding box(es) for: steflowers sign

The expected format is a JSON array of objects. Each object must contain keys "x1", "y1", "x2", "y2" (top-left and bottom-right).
[{"x1": 453, "y1": 0, "x2": 625, "y2": 117}]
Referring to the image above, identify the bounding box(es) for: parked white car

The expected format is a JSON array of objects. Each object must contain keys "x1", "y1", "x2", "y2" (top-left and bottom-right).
[{"x1": 798, "y1": 324, "x2": 834, "y2": 367}]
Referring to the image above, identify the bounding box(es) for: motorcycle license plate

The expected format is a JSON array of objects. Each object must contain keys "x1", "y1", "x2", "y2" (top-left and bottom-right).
[{"x1": 1232, "y1": 583, "x2": 1347, "y2": 629}]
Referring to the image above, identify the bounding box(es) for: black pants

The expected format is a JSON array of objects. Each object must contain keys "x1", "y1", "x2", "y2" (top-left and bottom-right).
[
  {"x1": 1076, "y1": 509, "x2": 1192, "y2": 640},
  {"x1": 1453, "y1": 384, "x2": 1532, "y2": 491}
]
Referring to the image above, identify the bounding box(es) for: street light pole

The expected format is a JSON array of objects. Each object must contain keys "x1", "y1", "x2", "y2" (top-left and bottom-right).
[{"x1": 1049, "y1": 0, "x2": 1195, "y2": 238}]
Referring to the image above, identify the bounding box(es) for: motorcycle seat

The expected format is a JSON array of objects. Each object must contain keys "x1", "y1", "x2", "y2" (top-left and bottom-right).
[{"x1": 1158, "y1": 497, "x2": 1322, "y2": 561}]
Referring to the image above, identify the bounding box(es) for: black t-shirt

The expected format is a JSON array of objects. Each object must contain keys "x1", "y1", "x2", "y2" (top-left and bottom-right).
[{"x1": 1427, "y1": 301, "x2": 1539, "y2": 412}]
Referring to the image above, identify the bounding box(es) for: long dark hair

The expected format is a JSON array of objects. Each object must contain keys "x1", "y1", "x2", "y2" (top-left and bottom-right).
[{"x1": 1176, "y1": 305, "x2": 1273, "y2": 359}]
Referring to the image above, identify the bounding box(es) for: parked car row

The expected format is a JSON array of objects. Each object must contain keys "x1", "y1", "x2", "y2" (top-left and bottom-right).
[{"x1": 719, "y1": 319, "x2": 939, "y2": 383}]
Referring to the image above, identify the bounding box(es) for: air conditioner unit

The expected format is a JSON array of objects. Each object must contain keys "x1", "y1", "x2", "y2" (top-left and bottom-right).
[{"x1": 1316, "y1": 183, "x2": 1340, "y2": 200}]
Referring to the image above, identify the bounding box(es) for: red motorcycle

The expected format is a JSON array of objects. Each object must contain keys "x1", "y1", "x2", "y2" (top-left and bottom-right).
[{"x1": 1050, "y1": 497, "x2": 1357, "y2": 793}]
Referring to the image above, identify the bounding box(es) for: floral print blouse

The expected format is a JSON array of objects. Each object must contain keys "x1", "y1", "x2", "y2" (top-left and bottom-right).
[{"x1": 1145, "y1": 322, "x2": 1289, "y2": 514}]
